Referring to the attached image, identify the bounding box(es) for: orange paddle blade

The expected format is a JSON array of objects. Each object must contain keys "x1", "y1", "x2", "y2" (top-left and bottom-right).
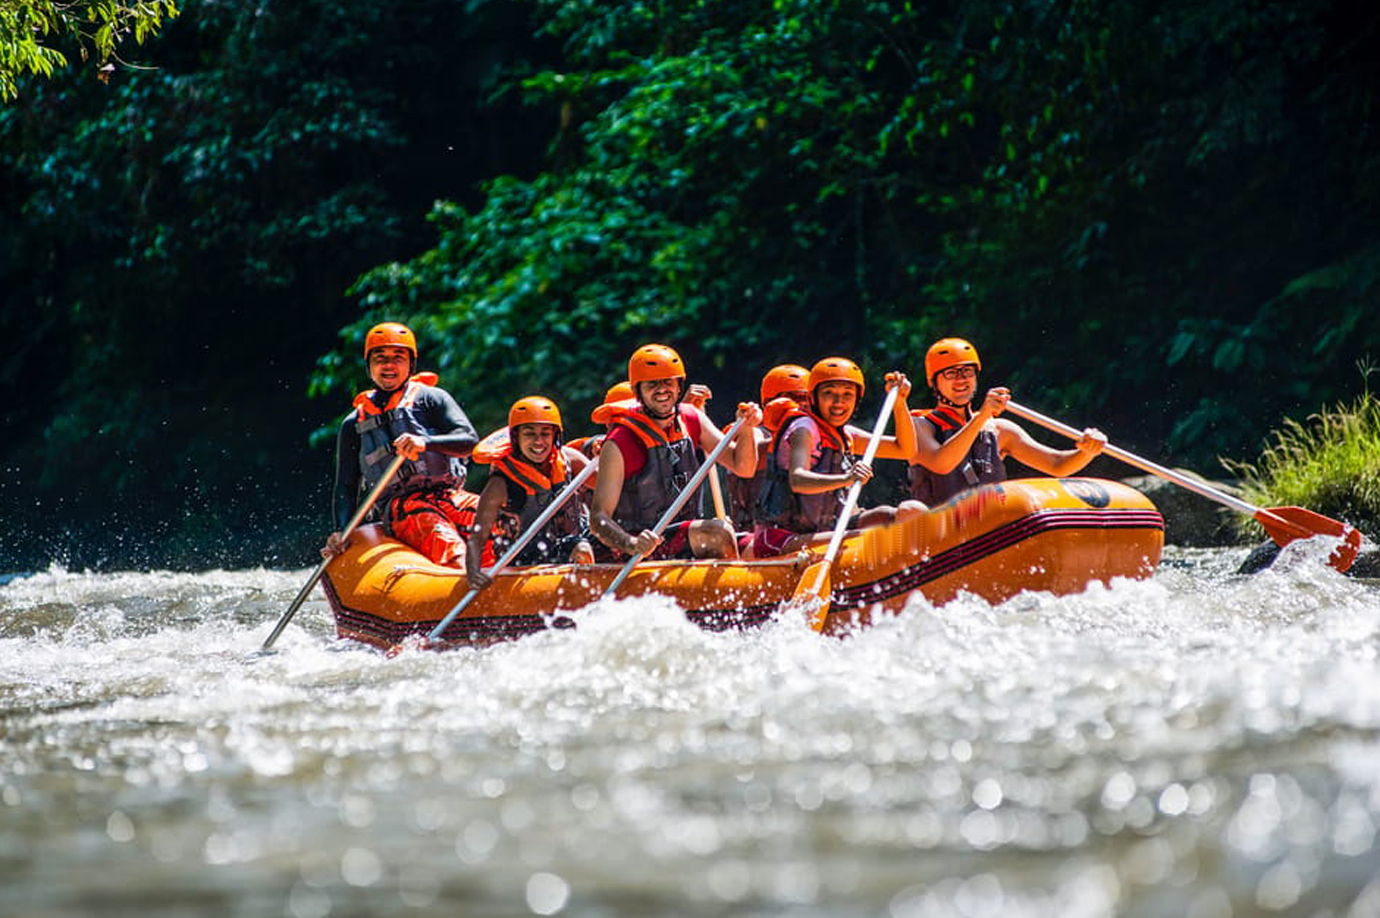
[
  {"x1": 1256, "y1": 506, "x2": 1361, "y2": 573},
  {"x1": 787, "y1": 560, "x2": 832, "y2": 632}
]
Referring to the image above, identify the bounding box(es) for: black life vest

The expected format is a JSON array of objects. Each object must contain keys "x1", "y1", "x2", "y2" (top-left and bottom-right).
[
  {"x1": 606, "y1": 405, "x2": 703, "y2": 534},
  {"x1": 726, "y1": 396, "x2": 797, "y2": 530},
  {"x1": 909, "y1": 404, "x2": 1005, "y2": 505},
  {"x1": 755, "y1": 408, "x2": 854, "y2": 533},
  {"x1": 352, "y1": 374, "x2": 467, "y2": 503}
]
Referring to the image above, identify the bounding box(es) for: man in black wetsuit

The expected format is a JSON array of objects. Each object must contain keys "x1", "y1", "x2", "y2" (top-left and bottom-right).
[{"x1": 321, "y1": 322, "x2": 480, "y2": 565}]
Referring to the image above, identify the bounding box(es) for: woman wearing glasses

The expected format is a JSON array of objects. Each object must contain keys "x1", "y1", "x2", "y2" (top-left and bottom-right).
[{"x1": 909, "y1": 338, "x2": 1107, "y2": 505}]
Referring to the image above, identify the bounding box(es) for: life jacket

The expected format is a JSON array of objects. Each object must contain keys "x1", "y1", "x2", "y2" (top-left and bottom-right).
[
  {"x1": 480, "y1": 433, "x2": 586, "y2": 546},
  {"x1": 352, "y1": 373, "x2": 467, "y2": 503},
  {"x1": 908, "y1": 404, "x2": 1005, "y2": 505},
  {"x1": 754, "y1": 406, "x2": 854, "y2": 532},
  {"x1": 605, "y1": 404, "x2": 703, "y2": 534},
  {"x1": 725, "y1": 396, "x2": 798, "y2": 530},
  {"x1": 566, "y1": 435, "x2": 603, "y2": 459}
]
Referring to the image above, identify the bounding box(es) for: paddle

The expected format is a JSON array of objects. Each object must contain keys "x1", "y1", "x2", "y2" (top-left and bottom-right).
[
  {"x1": 789, "y1": 384, "x2": 901, "y2": 632},
  {"x1": 707, "y1": 463, "x2": 729, "y2": 521},
  {"x1": 261, "y1": 453, "x2": 407, "y2": 651},
  {"x1": 426, "y1": 458, "x2": 599, "y2": 643},
  {"x1": 1004, "y1": 400, "x2": 1361, "y2": 573},
  {"x1": 685, "y1": 387, "x2": 731, "y2": 522},
  {"x1": 601, "y1": 414, "x2": 751, "y2": 598}
]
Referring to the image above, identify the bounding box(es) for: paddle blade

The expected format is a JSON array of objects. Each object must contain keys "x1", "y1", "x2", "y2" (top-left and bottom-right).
[
  {"x1": 1256, "y1": 506, "x2": 1361, "y2": 573},
  {"x1": 787, "y1": 560, "x2": 832, "y2": 633}
]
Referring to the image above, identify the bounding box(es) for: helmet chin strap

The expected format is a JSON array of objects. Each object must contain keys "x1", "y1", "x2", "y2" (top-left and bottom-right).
[{"x1": 932, "y1": 387, "x2": 972, "y2": 413}]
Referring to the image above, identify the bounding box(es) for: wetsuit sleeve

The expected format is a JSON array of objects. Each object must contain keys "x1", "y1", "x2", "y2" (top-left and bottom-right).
[
  {"x1": 332, "y1": 414, "x2": 362, "y2": 530},
  {"x1": 416, "y1": 386, "x2": 479, "y2": 456}
]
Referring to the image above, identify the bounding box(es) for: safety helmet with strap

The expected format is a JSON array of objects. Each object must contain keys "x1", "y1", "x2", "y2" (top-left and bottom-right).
[
  {"x1": 807, "y1": 357, "x2": 865, "y2": 402},
  {"x1": 924, "y1": 337, "x2": 981, "y2": 385}
]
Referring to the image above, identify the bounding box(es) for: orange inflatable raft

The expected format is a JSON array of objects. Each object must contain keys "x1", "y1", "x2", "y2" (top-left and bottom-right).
[{"x1": 321, "y1": 477, "x2": 1163, "y2": 649}]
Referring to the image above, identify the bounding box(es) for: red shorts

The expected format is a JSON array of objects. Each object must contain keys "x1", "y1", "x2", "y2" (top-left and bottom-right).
[
  {"x1": 749, "y1": 526, "x2": 798, "y2": 559},
  {"x1": 593, "y1": 519, "x2": 695, "y2": 563},
  {"x1": 387, "y1": 488, "x2": 496, "y2": 568}
]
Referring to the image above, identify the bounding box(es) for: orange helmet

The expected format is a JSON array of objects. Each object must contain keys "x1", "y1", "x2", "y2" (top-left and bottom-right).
[
  {"x1": 924, "y1": 337, "x2": 981, "y2": 383},
  {"x1": 604, "y1": 381, "x2": 635, "y2": 403},
  {"x1": 760, "y1": 364, "x2": 809, "y2": 404},
  {"x1": 808, "y1": 357, "x2": 865, "y2": 398},
  {"x1": 628, "y1": 344, "x2": 686, "y2": 385},
  {"x1": 364, "y1": 322, "x2": 418, "y2": 361},
  {"x1": 591, "y1": 381, "x2": 637, "y2": 425},
  {"x1": 508, "y1": 396, "x2": 563, "y2": 433}
]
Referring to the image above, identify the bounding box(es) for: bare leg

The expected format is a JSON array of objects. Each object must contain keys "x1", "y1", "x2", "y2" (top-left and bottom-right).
[{"x1": 688, "y1": 518, "x2": 740, "y2": 559}]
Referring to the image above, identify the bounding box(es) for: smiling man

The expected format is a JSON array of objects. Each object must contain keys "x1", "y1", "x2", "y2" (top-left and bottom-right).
[
  {"x1": 322, "y1": 322, "x2": 480, "y2": 566},
  {"x1": 589, "y1": 344, "x2": 761, "y2": 562},
  {"x1": 909, "y1": 337, "x2": 1106, "y2": 505}
]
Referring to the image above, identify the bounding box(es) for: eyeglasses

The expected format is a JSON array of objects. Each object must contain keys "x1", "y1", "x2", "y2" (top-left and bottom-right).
[{"x1": 938, "y1": 366, "x2": 977, "y2": 380}]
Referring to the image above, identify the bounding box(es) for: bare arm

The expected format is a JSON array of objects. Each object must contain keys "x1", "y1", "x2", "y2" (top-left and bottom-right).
[
  {"x1": 464, "y1": 475, "x2": 510, "y2": 589},
  {"x1": 786, "y1": 427, "x2": 870, "y2": 494},
  {"x1": 562, "y1": 445, "x2": 592, "y2": 479},
  {"x1": 912, "y1": 387, "x2": 1011, "y2": 473},
  {"x1": 693, "y1": 403, "x2": 762, "y2": 478},
  {"x1": 589, "y1": 441, "x2": 661, "y2": 556},
  {"x1": 848, "y1": 371, "x2": 916, "y2": 460},
  {"x1": 996, "y1": 420, "x2": 1106, "y2": 476}
]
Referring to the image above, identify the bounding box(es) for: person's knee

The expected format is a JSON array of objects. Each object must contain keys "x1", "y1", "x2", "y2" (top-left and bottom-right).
[
  {"x1": 896, "y1": 499, "x2": 927, "y2": 521},
  {"x1": 691, "y1": 518, "x2": 738, "y2": 559},
  {"x1": 855, "y1": 506, "x2": 897, "y2": 529}
]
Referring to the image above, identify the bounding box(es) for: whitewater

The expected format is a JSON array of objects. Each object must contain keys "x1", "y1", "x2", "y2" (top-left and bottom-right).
[{"x1": 2, "y1": 541, "x2": 1378, "y2": 917}]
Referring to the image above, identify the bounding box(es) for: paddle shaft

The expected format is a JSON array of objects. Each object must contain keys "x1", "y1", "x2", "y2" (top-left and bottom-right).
[
  {"x1": 262, "y1": 453, "x2": 408, "y2": 651},
  {"x1": 1003, "y1": 401, "x2": 1268, "y2": 516},
  {"x1": 707, "y1": 462, "x2": 729, "y2": 521},
  {"x1": 819, "y1": 385, "x2": 901, "y2": 566},
  {"x1": 602, "y1": 414, "x2": 750, "y2": 597},
  {"x1": 427, "y1": 458, "x2": 599, "y2": 642}
]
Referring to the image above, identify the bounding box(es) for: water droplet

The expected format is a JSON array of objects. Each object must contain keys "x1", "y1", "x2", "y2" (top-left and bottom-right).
[
  {"x1": 526, "y1": 871, "x2": 570, "y2": 915},
  {"x1": 106, "y1": 810, "x2": 135, "y2": 842},
  {"x1": 341, "y1": 847, "x2": 382, "y2": 887},
  {"x1": 973, "y1": 778, "x2": 1003, "y2": 810}
]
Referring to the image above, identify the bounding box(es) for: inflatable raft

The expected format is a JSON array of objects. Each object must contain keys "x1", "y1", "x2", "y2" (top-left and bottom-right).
[{"x1": 321, "y1": 477, "x2": 1163, "y2": 649}]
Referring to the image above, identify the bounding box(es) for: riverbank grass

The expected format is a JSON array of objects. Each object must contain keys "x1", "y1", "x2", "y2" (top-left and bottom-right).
[{"x1": 1227, "y1": 391, "x2": 1380, "y2": 540}]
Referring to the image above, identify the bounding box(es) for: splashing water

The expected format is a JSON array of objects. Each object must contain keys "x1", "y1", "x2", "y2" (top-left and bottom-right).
[{"x1": 2, "y1": 548, "x2": 1379, "y2": 917}]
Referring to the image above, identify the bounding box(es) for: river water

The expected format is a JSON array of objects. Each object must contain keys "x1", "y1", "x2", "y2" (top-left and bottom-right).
[{"x1": 2, "y1": 542, "x2": 1378, "y2": 918}]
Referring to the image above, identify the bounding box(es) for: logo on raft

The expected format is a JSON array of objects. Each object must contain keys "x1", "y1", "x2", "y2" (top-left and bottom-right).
[{"x1": 1061, "y1": 479, "x2": 1111, "y2": 509}]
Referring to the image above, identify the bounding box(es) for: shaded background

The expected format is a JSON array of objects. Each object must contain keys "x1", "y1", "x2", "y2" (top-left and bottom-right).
[{"x1": 3, "y1": 0, "x2": 1378, "y2": 571}]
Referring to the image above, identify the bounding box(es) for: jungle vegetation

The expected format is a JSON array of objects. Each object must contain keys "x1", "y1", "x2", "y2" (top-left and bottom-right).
[{"x1": 3, "y1": 0, "x2": 1377, "y2": 568}]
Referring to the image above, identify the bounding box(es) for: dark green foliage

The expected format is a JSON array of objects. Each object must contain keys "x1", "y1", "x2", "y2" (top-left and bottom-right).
[
  {"x1": 5, "y1": 0, "x2": 1380, "y2": 568},
  {"x1": 0, "y1": 0, "x2": 555, "y2": 569},
  {"x1": 322, "y1": 0, "x2": 1380, "y2": 466}
]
